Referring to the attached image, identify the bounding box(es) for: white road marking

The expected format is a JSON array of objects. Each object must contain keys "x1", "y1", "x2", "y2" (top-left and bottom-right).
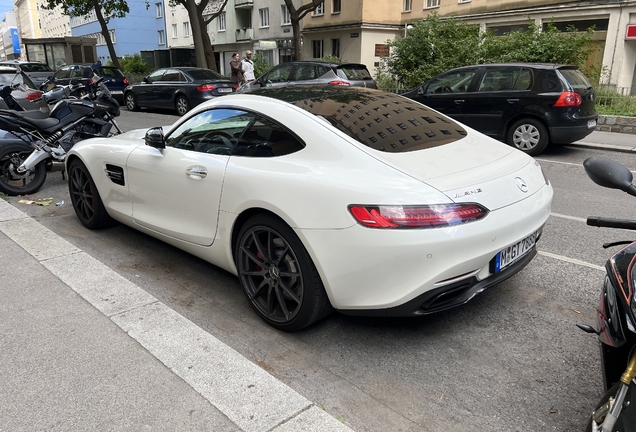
[
  {"x1": 536, "y1": 158, "x2": 636, "y2": 174},
  {"x1": 550, "y1": 212, "x2": 588, "y2": 223},
  {"x1": 538, "y1": 250, "x2": 605, "y2": 271}
]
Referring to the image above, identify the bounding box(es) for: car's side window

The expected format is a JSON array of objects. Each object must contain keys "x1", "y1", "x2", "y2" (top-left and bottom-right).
[
  {"x1": 293, "y1": 65, "x2": 317, "y2": 81},
  {"x1": 267, "y1": 64, "x2": 294, "y2": 83},
  {"x1": 146, "y1": 69, "x2": 165, "y2": 83},
  {"x1": 54, "y1": 67, "x2": 71, "y2": 79},
  {"x1": 165, "y1": 109, "x2": 254, "y2": 155},
  {"x1": 233, "y1": 116, "x2": 304, "y2": 157},
  {"x1": 425, "y1": 70, "x2": 476, "y2": 94},
  {"x1": 316, "y1": 65, "x2": 330, "y2": 77},
  {"x1": 161, "y1": 70, "x2": 181, "y2": 81},
  {"x1": 477, "y1": 67, "x2": 532, "y2": 92}
]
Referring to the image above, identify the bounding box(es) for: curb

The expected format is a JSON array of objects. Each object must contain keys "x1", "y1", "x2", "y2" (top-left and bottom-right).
[{"x1": 566, "y1": 141, "x2": 636, "y2": 153}]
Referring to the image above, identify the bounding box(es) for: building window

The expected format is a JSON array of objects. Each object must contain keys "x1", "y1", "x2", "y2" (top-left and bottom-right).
[
  {"x1": 426, "y1": 0, "x2": 440, "y2": 8},
  {"x1": 403, "y1": 0, "x2": 412, "y2": 11},
  {"x1": 158, "y1": 30, "x2": 165, "y2": 45},
  {"x1": 331, "y1": 39, "x2": 340, "y2": 58},
  {"x1": 256, "y1": 49, "x2": 273, "y2": 65},
  {"x1": 156, "y1": 2, "x2": 163, "y2": 17},
  {"x1": 218, "y1": 12, "x2": 226, "y2": 31},
  {"x1": 281, "y1": 5, "x2": 291, "y2": 25},
  {"x1": 259, "y1": 8, "x2": 269, "y2": 28},
  {"x1": 312, "y1": 40, "x2": 324, "y2": 58},
  {"x1": 313, "y1": 2, "x2": 324, "y2": 16},
  {"x1": 458, "y1": 0, "x2": 471, "y2": 3},
  {"x1": 183, "y1": 21, "x2": 191, "y2": 36},
  {"x1": 333, "y1": 0, "x2": 341, "y2": 13},
  {"x1": 172, "y1": 23, "x2": 178, "y2": 38}
]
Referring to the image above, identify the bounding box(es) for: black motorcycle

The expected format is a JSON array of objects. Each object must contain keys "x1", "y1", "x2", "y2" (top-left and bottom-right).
[
  {"x1": 0, "y1": 69, "x2": 122, "y2": 196},
  {"x1": 579, "y1": 156, "x2": 636, "y2": 432}
]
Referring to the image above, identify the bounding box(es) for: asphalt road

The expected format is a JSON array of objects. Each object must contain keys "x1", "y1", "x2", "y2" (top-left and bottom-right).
[{"x1": 7, "y1": 108, "x2": 636, "y2": 432}]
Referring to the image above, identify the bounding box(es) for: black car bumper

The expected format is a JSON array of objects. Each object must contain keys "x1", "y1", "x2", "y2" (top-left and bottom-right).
[{"x1": 549, "y1": 118, "x2": 597, "y2": 144}]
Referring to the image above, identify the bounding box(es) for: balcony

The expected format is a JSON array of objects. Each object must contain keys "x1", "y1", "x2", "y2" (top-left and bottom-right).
[
  {"x1": 235, "y1": 28, "x2": 253, "y2": 42},
  {"x1": 234, "y1": 0, "x2": 253, "y2": 8}
]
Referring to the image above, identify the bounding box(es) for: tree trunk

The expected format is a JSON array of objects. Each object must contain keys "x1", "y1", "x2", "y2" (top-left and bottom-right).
[
  {"x1": 187, "y1": 2, "x2": 208, "y2": 68},
  {"x1": 292, "y1": 20, "x2": 302, "y2": 61},
  {"x1": 92, "y1": 0, "x2": 120, "y2": 68},
  {"x1": 198, "y1": 14, "x2": 218, "y2": 72}
]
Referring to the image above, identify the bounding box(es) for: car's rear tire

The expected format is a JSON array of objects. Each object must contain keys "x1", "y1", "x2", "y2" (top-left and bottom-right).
[
  {"x1": 0, "y1": 143, "x2": 47, "y2": 196},
  {"x1": 125, "y1": 92, "x2": 139, "y2": 111},
  {"x1": 175, "y1": 95, "x2": 190, "y2": 116},
  {"x1": 68, "y1": 159, "x2": 113, "y2": 229},
  {"x1": 235, "y1": 214, "x2": 332, "y2": 331},
  {"x1": 507, "y1": 118, "x2": 549, "y2": 156}
]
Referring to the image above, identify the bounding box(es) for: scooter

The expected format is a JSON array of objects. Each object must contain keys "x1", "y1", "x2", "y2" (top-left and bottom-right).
[{"x1": 578, "y1": 156, "x2": 636, "y2": 432}]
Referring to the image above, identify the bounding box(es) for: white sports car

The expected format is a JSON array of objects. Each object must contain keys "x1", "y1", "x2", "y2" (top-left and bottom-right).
[{"x1": 67, "y1": 85, "x2": 553, "y2": 331}]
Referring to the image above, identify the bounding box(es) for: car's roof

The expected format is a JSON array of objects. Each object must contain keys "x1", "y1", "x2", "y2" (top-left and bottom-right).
[
  {"x1": 0, "y1": 60, "x2": 45, "y2": 64},
  {"x1": 452, "y1": 63, "x2": 578, "y2": 70},
  {"x1": 276, "y1": 61, "x2": 368, "y2": 68}
]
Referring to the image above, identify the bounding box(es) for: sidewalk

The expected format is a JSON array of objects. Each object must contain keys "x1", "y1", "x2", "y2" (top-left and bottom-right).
[
  {"x1": 571, "y1": 129, "x2": 636, "y2": 152},
  {"x1": 0, "y1": 200, "x2": 352, "y2": 432}
]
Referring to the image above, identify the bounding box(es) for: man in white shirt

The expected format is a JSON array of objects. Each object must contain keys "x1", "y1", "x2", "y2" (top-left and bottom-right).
[{"x1": 242, "y1": 51, "x2": 255, "y2": 83}]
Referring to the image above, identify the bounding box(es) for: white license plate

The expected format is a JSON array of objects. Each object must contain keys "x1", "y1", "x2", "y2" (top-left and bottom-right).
[
  {"x1": 587, "y1": 119, "x2": 597, "y2": 129},
  {"x1": 110, "y1": 90, "x2": 123, "y2": 95},
  {"x1": 218, "y1": 88, "x2": 233, "y2": 93},
  {"x1": 494, "y1": 230, "x2": 538, "y2": 272}
]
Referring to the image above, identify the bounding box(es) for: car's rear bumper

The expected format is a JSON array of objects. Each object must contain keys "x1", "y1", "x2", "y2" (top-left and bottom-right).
[
  {"x1": 297, "y1": 183, "x2": 553, "y2": 312},
  {"x1": 549, "y1": 113, "x2": 598, "y2": 144}
]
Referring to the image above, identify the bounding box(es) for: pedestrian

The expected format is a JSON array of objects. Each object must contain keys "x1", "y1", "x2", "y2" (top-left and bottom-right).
[
  {"x1": 242, "y1": 50, "x2": 255, "y2": 83},
  {"x1": 230, "y1": 52, "x2": 244, "y2": 84}
]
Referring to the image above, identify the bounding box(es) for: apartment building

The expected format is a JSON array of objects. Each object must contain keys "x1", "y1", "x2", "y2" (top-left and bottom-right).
[
  {"x1": 0, "y1": 12, "x2": 20, "y2": 61},
  {"x1": 302, "y1": 0, "x2": 636, "y2": 92},
  {"x1": 14, "y1": 0, "x2": 42, "y2": 41},
  {"x1": 40, "y1": 4, "x2": 72, "y2": 39}
]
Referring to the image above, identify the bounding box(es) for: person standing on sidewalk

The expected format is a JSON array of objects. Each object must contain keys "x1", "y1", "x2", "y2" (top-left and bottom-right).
[
  {"x1": 230, "y1": 53, "x2": 244, "y2": 84},
  {"x1": 242, "y1": 51, "x2": 255, "y2": 83}
]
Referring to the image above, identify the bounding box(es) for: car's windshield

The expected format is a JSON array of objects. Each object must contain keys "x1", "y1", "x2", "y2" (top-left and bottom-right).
[
  {"x1": 187, "y1": 69, "x2": 226, "y2": 81},
  {"x1": 336, "y1": 65, "x2": 373, "y2": 81},
  {"x1": 97, "y1": 67, "x2": 124, "y2": 78},
  {"x1": 559, "y1": 69, "x2": 592, "y2": 90},
  {"x1": 19, "y1": 63, "x2": 52, "y2": 73}
]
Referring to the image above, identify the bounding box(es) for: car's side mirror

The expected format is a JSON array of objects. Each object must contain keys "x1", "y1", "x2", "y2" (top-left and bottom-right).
[
  {"x1": 145, "y1": 127, "x2": 165, "y2": 149},
  {"x1": 143, "y1": 77, "x2": 149, "y2": 83},
  {"x1": 417, "y1": 86, "x2": 425, "y2": 95}
]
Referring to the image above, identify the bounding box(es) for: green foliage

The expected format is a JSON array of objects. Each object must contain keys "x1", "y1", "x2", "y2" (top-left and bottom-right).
[
  {"x1": 383, "y1": 13, "x2": 597, "y2": 89},
  {"x1": 321, "y1": 54, "x2": 340, "y2": 62},
  {"x1": 118, "y1": 54, "x2": 152, "y2": 75},
  {"x1": 41, "y1": 0, "x2": 129, "y2": 22},
  {"x1": 252, "y1": 52, "x2": 273, "y2": 78},
  {"x1": 384, "y1": 12, "x2": 485, "y2": 89},
  {"x1": 594, "y1": 87, "x2": 636, "y2": 116}
]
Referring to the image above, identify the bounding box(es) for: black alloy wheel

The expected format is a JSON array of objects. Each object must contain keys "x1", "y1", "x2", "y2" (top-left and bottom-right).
[
  {"x1": 0, "y1": 143, "x2": 46, "y2": 196},
  {"x1": 125, "y1": 92, "x2": 139, "y2": 111},
  {"x1": 68, "y1": 159, "x2": 113, "y2": 229},
  {"x1": 235, "y1": 215, "x2": 331, "y2": 331}
]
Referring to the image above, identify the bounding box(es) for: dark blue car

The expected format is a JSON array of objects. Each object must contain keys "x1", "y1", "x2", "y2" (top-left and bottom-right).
[{"x1": 48, "y1": 64, "x2": 128, "y2": 102}]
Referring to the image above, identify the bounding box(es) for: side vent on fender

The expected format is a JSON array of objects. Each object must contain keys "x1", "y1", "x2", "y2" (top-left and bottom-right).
[{"x1": 105, "y1": 164, "x2": 125, "y2": 186}]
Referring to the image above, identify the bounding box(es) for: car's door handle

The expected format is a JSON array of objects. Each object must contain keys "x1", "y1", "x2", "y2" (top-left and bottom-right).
[
  {"x1": 507, "y1": 99, "x2": 519, "y2": 103},
  {"x1": 186, "y1": 166, "x2": 207, "y2": 179},
  {"x1": 454, "y1": 100, "x2": 465, "y2": 104}
]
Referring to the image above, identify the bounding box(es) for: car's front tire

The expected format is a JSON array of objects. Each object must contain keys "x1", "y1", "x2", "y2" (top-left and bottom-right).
[
  {"x1": 125, "y1": 92, "x2": 139, "y2": 111},
  {"x1": 235, "y1": 214, "x2": 332, "y2": 331},
  {"x1": 68, "y1": 159, "x2": 113, "y2": 229},
  {"x1": 507, "y1": 118, "x2": 549, "y2": 156}
]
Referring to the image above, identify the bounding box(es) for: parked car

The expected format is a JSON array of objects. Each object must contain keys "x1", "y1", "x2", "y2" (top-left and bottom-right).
[
  {"x1": 238, "y1": 61, "x2": 378, "y2": 92},
  {"x1": 124, "y1": 67, "x2": 238, "y2": 115},
  {"x1": 0, "y1": 66, "x2": 46, "y2": 111},
  {"x1": 0, "y1": 61, "x2": 54, "y2": 86},
  {"x1": 66, "y1": 85, "x2": 552, "y2": 331},
  {"x1": 47, "y1": 64, "x2": 129, "y2": 102},
  {"x1": 402, "y1": 63, "x2": 598, "y2": 155}
]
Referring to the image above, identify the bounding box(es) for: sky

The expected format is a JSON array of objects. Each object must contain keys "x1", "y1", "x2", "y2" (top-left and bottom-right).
[{"x1": 0, "y1": 0, "x2": 14, "y2": 23}]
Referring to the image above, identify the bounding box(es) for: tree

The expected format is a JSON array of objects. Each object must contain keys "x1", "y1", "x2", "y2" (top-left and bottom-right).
[
  {"x1": 283, "y1": 0, "x2": 324, "y2": 61},
  {"x1": 41, "y1": 0, "x2": 128, "y2": 69},
  {"x1": 169, "y1": 0, "x2": 227, "y2": 71}
]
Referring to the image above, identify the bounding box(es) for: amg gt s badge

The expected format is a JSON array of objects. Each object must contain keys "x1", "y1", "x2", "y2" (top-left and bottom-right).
[{"x1": 453, "y1": 188, "x2": 483, "y2": 199}]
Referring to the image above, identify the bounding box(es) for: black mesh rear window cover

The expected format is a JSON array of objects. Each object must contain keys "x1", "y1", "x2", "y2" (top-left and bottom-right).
[{"x1": 280, "y1": 87, "x2": 467, "y2": 152}]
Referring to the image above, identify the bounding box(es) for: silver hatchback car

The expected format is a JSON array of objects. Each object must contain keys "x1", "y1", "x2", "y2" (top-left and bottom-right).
[{"x1": 238, "y1": 61, "x2": 378, "y2": 93}]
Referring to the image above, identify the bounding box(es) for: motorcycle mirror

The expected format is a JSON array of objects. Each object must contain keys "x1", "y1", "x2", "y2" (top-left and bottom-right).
[
  {"x1": 576, "y1": 323, "x2": 600, "y2": 335},
  {"x1": 91, "y1": 61, "x2": 102, "y2": 70},
  {"x1": 584, "y1": 157, "x2": 636, "y2": 194}
]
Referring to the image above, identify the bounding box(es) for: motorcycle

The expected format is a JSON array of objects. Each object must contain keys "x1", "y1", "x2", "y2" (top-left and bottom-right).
[
  {"x1": 578, "y1": 156, "x2": 636, "y2": 432},
  {"x1": 0, "y1": 68, "x2": 122, "y2": 196}
]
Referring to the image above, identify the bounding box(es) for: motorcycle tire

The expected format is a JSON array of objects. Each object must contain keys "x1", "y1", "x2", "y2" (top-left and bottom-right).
[
  {"x1": 0, "y1": 143, "x2": 47, "y2": 196},
  {"x1": 585, "y1": 381, "x2": 635, "y2": 431}
]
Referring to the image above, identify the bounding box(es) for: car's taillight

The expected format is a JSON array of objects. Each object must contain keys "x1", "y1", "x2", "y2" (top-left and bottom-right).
[
  {"x1": 26, "y1": 91, "x2": 43, "y2": 100},
  {"x1": 328, "y1": 80, "x2": 350, "y2": 86},
  {"x1": 348, "y1": 204, "x2": 489, "y2": 229},
  {"x1": 197, "y1": 84, "x2": 217, "y2": 92},
  {"x1": 123, "y1": 77, "x2": 130, "y2": 86},
  {"x1": 233, "y1": 84, "x2": 239, "y2": 90},
  {"x1": 554, "y1": 91, "x2": 582, "y2": 107}
]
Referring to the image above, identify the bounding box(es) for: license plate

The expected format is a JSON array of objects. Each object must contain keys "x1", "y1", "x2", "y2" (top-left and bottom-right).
[
  {"x1": 218, "y1": 88, "x2": 232, "y2": 93},
  {"x1": 588, "y1": 119, "x2": 597, "y2": 129},
  {"x1": 494, "y1": 230, "x2": 538, "y2": 272},
  {"x1": 110, "y1": 90, "x2": 123, "y2": 95}
]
